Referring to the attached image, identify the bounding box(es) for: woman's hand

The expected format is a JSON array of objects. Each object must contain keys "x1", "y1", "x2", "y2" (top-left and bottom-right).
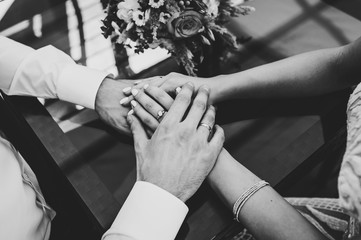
[
  {"x1": 120, "y1": 72, "x2": 220, "y2": 107},
  {"x1": 127, "y1": 82, "x2": 224, "y2": 202}
]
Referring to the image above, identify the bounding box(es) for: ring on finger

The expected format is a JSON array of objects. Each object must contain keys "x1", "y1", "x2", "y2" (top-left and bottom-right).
[
  {"x1": 199, "y1": 123, "x2": 213, "y2": 133},
  {"x1": 157, "y1": 109, "x2": 167, "y2": 121}
]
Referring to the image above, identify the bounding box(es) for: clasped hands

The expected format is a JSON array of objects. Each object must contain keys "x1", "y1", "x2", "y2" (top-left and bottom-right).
[{"x1": 94, "y1": 73, "x2": 224, "y2": 202}]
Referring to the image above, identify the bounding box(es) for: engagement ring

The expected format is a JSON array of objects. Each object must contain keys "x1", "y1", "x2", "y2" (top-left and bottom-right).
[{"x1": 157, "y1": 110, "x2": 166, "y2": 120}]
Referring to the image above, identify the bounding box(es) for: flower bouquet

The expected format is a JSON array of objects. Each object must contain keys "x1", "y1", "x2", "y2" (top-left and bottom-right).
[{"x1": 101, "y1": 0, "x2": 255, "y2": 76}]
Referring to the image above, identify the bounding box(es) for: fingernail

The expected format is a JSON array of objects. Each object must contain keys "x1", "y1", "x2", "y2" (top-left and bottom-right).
[
  {"x1": 131, "y1": 89, "x2": 139, "y2": 96},
  {"x1": 176, "y1": 87, "x2": 181, "y2": 94},
  {"x1": 143, "y1": 84, "x2": 149, "y2": 90},
  {"x1": 128, "y1": 109, "x2": 134, "y2": 115},
  {"x1": 123, "y1": 87, "x2": 132, "y2": 93},
  {"x1": 131, "y1": 100, "x2": 137, "y2": 108},
  {"x1": 203, "y1": 86, "x2": 210, "y2": 92},
  {"x1": 134, "y1": 80, "x2": 142, "y2": 85},
  {"x1": 119, "y1": 97, "x2": 129, "y2": 105},
  {"x1": 187, "y1": 82, "x2": 194, "y2": 87},
  {"x1": 127, "y1": 114, "x2": 133, "y2": 123}
]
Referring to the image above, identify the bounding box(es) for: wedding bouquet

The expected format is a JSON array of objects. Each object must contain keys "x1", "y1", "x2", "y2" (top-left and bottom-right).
[{"x1": 101, "y1": 0, "x2": 255, "y2": 75}]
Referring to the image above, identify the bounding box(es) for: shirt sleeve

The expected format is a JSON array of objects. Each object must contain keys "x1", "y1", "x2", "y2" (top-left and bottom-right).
[
  {"x1": 0, "y1": 36, "x2": 109, "y2": 109},
  {"x1": 102, "y1": 181, "x2": 189, "y2": 240}
]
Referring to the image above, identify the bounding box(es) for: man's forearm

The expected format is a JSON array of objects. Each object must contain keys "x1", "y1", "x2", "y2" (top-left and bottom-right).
[
  {"x1": 212, "y1": 37, "x2": 361, "y2": 102},
  {"x1": 0, "y1": 36, "x2": 107, "y2": 109}
]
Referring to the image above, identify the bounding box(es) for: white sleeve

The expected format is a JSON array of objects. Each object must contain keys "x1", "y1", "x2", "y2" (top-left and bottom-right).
[
  {"x1": 0, "y1": 36, "x2": 109, "y2": 109},
  {"x1": 102, "y1": 181, "x2": 189, "y2": 240}
]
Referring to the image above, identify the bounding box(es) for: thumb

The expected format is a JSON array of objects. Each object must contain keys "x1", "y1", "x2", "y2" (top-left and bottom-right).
[{"x1": 127, "y1": 115, "x2": 148, "y2": 145}]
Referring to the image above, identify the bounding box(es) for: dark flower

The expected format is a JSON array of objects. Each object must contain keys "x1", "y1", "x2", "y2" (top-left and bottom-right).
[{"x1": 168, "y1": 10, "x2": 205, "y2": 38}]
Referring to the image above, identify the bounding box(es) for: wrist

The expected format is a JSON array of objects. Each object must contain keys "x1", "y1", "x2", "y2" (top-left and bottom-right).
[
  {"x1": 208, "y1": 75, "x2": 230, "y2": 104},
  {"x1": 95, "y1": 77, "x2": 114, "y2": 113},
  {"x1": 144, "y1": 179, "x2": 192, "y2": 202},
  {"x1": 209, "y1": 72, "x2": 252, "y2": 104}
]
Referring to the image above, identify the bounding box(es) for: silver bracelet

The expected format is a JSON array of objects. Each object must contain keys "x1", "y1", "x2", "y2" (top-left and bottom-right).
[{"x1": 233, "y1": 180, "x2": 269, "y2": 222}]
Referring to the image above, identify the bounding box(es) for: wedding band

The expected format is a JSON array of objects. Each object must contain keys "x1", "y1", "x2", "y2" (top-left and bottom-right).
[
  {"x1": 200, "y1": 123, "x2": 212, "y2": 132},
  {"x1": 157, "y1": 109, "x2": 166, "y2": 120}
]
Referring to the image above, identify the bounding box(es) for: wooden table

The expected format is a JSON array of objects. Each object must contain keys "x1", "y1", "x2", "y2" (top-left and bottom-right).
[{"x1": 0, "y1": 0, "x2": 360, "y2": 240}]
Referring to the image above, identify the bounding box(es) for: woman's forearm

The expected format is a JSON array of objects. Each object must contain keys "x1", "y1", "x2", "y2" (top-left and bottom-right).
[
  {"x1": 211, "y1": 37, "x2": 361, "y2": 102},
  {"x1": 207, "y1": 149, "x2": 327, "y2": 240}
]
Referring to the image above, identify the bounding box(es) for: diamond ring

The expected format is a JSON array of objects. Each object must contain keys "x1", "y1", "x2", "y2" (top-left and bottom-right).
[{"x1": 157, "y1": 109, "x2": 166, "y2": 120}]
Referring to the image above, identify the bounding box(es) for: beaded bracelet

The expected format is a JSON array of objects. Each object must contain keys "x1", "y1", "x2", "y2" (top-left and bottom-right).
[{"x1": 233, "y1": 180, "x2": 269, "y2": 222}]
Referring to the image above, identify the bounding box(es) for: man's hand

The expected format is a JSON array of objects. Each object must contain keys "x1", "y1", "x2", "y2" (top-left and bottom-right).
[
  {"x1": 127, "y1": 83, "x2": 225, "y2": 202},
  {"x1": 95, "y1": 77, "x2": 134, "y2": 134}
]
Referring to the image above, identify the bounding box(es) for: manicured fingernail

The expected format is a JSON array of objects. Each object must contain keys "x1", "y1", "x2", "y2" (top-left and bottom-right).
[
  {"x1": 131, "y1": 89, "x2": 139, "y2": 96},
  {"x1": 127, "y1": 114, "x2": 133, "y2": 123},
  {"x1": 203, "y1": 86, "x2": 210, "y2": 92},
  {"x1": 131, "y1": 100, "x2": 137, "y2": 108},
  {"x1": 134, "y1": 80, "x2": 142, "y2": 85},
  {"x1": 176, "y1": 87, "x2": 181, "y2": 94},
  {"x1": 119, "y1": 97, "x2": 129, "y2": 105},
  {"x1": 143, "y1": 84, "x2": 149, "y2": 90},
  {"x1": 128, "y1": 109, "x2": 134, "y2": 115},
  {"x1": 187, "y1": 82, "x2": 194, "y2": 87},
  {"x1": 123, "y1": 87, "x2": 132, "y2": 93}
]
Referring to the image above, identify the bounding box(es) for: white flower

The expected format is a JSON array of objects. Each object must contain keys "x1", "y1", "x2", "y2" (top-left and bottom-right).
[
  {"x1": 132, "y1": 10, "x2": 146, "y2": 26},
  {"x1": 202, "y1": 0, "x2": 219, "y2": 17},
  {"x1": 117, "y1": 9, "x2": 132, "y2": 22},
  {"x1": 117, "y1": 0, "x2": 140, "y2": 22},
  {"x1": 149, "y1": 0, "x2": 164, "y2": 8},
  {"x1": 159, "y1": 12, "x2": 171, "y2": 24},
  {"x1": 118, "y1": 0, "x2": 140, "y2": 11}
]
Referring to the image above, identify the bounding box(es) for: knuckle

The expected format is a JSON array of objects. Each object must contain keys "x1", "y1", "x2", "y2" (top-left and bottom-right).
[
  {"x1": 133, "y1": 91, "x2": 142, "y2": 101},
  {"x1": 147, "y1": 121, "x2": 158, "y2": 131},
  {"x1": 182, "y1": 82, "x2": 195, "y2": 92},
  {"x1": 144, "y1": 85, "x2": 153, "y2": 92},
  {"x1": 143, "y1": 116, "x2": 152, "y2": 126},
  {"x1": 156, "y1": 93, "x2": 166, "y2": 101},
  {"x1": 168, "y1": 72, "x2": 181, "y2": 79},
  {"x1": 177, "y1": 94, "x2": 191, "y2": 104},
  {"x1": 147, "y1": 85, "x2": 157, "y2": 94},
  {"x1": 168, "y1": 72, "x2": 177, "y2": 78},
  {"x1": 199, "y1": 85, "x2": 210, "y2": 95},
  {"x1": 206, "y1": 114, "x2": 215, "y2": 124},
  {"x1": 143, "y1": 102, "x2": 153, "y2": 111},
  {"x1": 194, "y1": 100, "x2": 206, "y2": 111},
  {"x1": 209, "y1": 105, "x2": 216, "y2": 112}
]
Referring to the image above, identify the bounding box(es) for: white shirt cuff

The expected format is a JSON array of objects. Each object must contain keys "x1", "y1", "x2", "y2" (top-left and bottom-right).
[
  {"x1": 57, "y1": 64, "x2": 110, "y2": 109},
  {"x1": 102, "y1": 181, "x2": 189, "y2": 240}
]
